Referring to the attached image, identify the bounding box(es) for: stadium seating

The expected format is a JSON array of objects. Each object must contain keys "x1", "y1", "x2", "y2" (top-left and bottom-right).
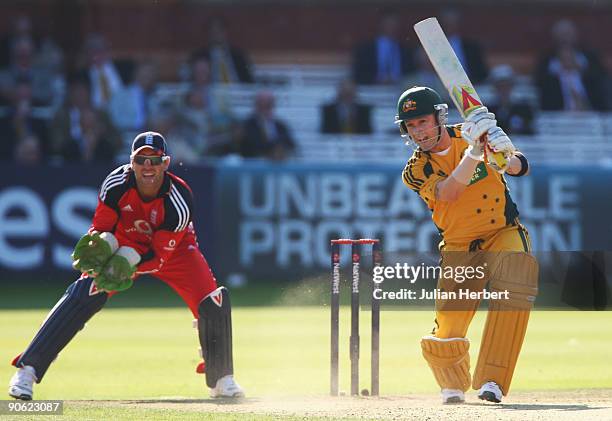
[{"x1": 9, "y1": 58, "x2": 610, "y2": 167}]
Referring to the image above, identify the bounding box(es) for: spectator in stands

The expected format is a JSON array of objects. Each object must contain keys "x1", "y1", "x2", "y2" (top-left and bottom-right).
[
  {"x1": 0, "y1": 35, "x2": 64, "y2": 107},
  {"x1": 241, "y1": 91, "x2": 295, "y2": 160},
  {"x1": 0, "y1": 15, "x2": 35, "y2": 68},
  {"x1": 14, "y1": 134, "x2": 42, "y2": 166},
  {"x1": 81, "y1": 33, "x2": 125, "y2": 110},
  {"x1": 352, "y1": 11, "x2": 414, "y2": 85},
  {"x1": 181, "y1": 87, "x2": 236, "y2": 155},
  {"x1": 321, "y1": 79, "x2": 372, "y2": 134},
  {"x1": 438, "y1": 9, "x2": 489, "y2": 84},
  {"x1": 109, "y1": 61, "x2": 159, "y2": 132},
  {"x1": 207, "y1": 121, "x2": 245, "y2": 158},
  {"x1": 50, "y1": 74, "x2": 121, "y2": 162},
  {"x1": 191, "y1": 17, "x2": 254, "y2": 84},
  {"x1": 535, "y1": 19, "x2": 608, "y2": 111},
  {"x1": 487, "y1": 65, "x2": 535, "y2": 135},
  {"x1": 149, "y1": 103, "x2": 202, "y2": 165},
  {"x1": 0, "y1": 75, "x2": 50, "y2": 161},
  {"x1": 189, "y1": 56, "x2": 231, "y2": 110}
]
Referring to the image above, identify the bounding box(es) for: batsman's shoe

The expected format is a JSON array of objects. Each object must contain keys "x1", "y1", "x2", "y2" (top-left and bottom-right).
[
  {"x1": 478, "y1": 381, "x2": 502, "y2": 403},
  {"x1": 209, "y1": 375, "x2": 245, "y2": 398},
  {"x1": 8, "y1": 366, "x2": 37, "y2": 400},
  {"x1": 441, "y1": 388, "x2": 465, "y2": 404}
]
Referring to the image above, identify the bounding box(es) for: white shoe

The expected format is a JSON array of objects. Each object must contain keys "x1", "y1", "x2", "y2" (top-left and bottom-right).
[
  {"x1": 478, "y1": 381, "x2": 502, "y2": 403},
  {"x1": 209, "y1": 375, "x2": 244, "y2": 398},
  {"x1": 8, "y1": 366, "x2": 37, "y2": 401},
  {"x1": 441, "y1": 388, "x2": 465, "y2": 404}
]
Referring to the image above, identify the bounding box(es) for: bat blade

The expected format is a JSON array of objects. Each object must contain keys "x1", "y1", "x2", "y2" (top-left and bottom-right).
[
  {"x1": 414, "y1": 17, "x2": 508, "y2": 171},
  {"x1": 414, "y1": 17, "x2": 482, "y2": 118}
]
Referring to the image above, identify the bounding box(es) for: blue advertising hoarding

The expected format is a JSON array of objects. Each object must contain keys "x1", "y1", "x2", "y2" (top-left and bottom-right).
[{"x1": 0, "y1": 162, "x2": 610, "y2": 281}]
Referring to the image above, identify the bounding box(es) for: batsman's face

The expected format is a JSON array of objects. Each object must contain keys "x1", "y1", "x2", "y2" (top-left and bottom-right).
[
  {"x1": 404, "y1": 114, "x2": 440, "y2": 150},
  {"x1": 131, "y1": 148, "x2": 170, "y2": 186}
]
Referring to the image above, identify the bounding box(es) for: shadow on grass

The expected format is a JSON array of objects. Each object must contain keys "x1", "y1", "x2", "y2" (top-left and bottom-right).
[
  {"x1": 118, "y1": 398, "x2": 252, "y2": 406},
  {"x1": 0, "y1": 274, "x2": 331, "y2": 309},
  {"x1": 465, "y1": 402, "x2": 605, "y2": 412}
]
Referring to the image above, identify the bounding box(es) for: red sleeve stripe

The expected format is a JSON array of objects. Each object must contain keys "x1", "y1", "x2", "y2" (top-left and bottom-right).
[{"x1": 169, "y1": 184, "x2": 190, "y2": 232}]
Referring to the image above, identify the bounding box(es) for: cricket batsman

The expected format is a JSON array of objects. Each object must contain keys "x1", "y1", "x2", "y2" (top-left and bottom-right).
[
  {"x1": 8, "y1": 132, "x2": 244, "y2": 400},
  {"x1": 396, "y1": 87, "x2": 538, "y2": 404}
]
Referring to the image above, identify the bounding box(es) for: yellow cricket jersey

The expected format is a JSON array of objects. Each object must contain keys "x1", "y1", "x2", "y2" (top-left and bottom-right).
[{"x1": 402, "y1": 124, "x2": 519, "y2": 246}]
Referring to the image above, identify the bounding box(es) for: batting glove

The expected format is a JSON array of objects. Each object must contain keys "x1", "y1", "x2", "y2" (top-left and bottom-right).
[
  {"x1": 487, "y1": 126, "x2": 516, "y2": 155},
  {"x1": 485, "y1": 127, "x2": 514, "y2": 173},
  {"x1": 461, "y1": 106, "x2": 497, "y2": 146}
]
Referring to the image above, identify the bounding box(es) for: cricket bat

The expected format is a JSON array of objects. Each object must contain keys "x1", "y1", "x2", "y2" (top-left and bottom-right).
[{"x1": 414, "y1": 17, "x2": 508, "y2": 171}]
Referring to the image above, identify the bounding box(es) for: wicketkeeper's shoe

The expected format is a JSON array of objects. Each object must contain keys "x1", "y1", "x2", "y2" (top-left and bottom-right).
[
  {"x1": 477, "y1": 381, "x2": 502, "y2": 403},
  {"x1": 209, "y1": 375, "x2": 245, "y2": 398},
  {"x1": 441, "y1": 388, "x2": 465, "y2": 404},
  {"x1": 8, "y1": 365, "x2": 37, "y2": 400}
]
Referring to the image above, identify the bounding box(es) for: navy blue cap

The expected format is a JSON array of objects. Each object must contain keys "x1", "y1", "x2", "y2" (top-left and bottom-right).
[{"x1": 131, "y1": 131, "x2": 168, "y2": 156}]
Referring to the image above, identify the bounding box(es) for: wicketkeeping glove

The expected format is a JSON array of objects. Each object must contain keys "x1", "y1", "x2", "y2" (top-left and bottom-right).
[
  {"x1": 72, "y1": 231, "x2": 118, "y2": 275},
  {"x1": 461, "y1": 106, "x2": 497, "y2": 146},
  {"x1": 94, "y1": 246, "x2": 141, "y2": 292}
]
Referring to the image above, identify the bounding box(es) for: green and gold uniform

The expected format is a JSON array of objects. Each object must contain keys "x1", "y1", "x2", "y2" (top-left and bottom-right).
[{"x1": 402, "y1": 124, "x2": 538, "y2": 397}]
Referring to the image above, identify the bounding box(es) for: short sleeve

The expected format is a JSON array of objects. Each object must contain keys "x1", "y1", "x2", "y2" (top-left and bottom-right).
[
  {"x1": 160, "y1": 181, "x2": 194, "y2": 232},
  {"x1": 402, "y1": 152, "x2": 445, "y2": 208},
  {"x1": 99, "y1": 164, "x2": 131, "y2": 212}
]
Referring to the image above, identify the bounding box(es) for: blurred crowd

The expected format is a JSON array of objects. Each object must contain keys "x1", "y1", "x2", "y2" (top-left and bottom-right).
[{"x1": 1, "y1": 11, "x2": 610, "y2": 166}]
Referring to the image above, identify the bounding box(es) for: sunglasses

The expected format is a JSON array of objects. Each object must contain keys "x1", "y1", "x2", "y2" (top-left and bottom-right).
[{"x1": 133, "y1": 155, "x2": 165, "y2": 165}]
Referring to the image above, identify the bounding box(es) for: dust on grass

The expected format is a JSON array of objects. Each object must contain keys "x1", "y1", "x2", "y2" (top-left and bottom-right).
[{"x1": 72, "y1": 389, "x2": 612, "y2": 420}]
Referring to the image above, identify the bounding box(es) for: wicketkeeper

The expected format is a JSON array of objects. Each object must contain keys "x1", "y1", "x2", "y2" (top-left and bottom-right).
[
  {"x1": 8, "y1": 132, "x2": 244, "y2": 400},
  {"x1": 396, "y1": 87, "x2": 538, "y2": 404}
]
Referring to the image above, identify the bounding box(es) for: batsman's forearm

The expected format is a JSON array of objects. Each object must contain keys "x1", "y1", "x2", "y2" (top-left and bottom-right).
[
  {"x1": 506, "y1": 152, "x2": 529, "y2": 177},
  {"x1": 436, "y1": 155, "x2": 480, "y2": 201}
]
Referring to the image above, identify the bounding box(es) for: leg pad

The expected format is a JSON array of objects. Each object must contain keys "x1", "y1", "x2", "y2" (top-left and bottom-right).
[
  {"x1": 197, "y1": 287, "x2": 234, "y2": 388},
  {"x1": 15, "y1": 276, "x2": 107, "y2": 381},
  {"x1": 421, "y1": 336, "x2": 471, "y2": 392},
  {"x1": 473, "y1": 252, "x2": 539, "y2": 395}
]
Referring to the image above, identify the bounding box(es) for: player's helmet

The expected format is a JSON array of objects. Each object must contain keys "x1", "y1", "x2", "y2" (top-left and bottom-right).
[{"x1": 394, "y1": 86, "x2": 448, "y2": 147}]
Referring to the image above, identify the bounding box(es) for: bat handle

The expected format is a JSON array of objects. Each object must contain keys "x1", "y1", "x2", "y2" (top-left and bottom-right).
[
  {"x1": 481, "y1": 134, "x2": 509, "y2": 172},
  {"x1": 489, "y1": 150, "x2": 509, "y2": 171}
]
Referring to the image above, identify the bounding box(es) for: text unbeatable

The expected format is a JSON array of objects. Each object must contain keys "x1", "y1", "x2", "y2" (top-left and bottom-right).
[{"x1": 374, "y1": 289, "x2": 510, "y2": 300}]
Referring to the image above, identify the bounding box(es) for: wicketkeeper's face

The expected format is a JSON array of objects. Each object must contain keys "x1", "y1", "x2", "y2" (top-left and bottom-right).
[{"x1": 131, "y1": 148, "x2": 170, "y2": 186}]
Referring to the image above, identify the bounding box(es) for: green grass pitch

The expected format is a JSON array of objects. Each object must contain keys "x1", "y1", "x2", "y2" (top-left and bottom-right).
[{"x1": 0, "y1": 282, "x2": 611, "y2": 419}]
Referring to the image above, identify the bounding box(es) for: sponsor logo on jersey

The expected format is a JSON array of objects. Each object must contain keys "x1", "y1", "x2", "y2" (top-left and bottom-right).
[
  {"x1": 121, "y1": 204, "x2": 133, "y2": 212},
  {"x1": 469, "y1": 161, "x2": 489, "y2": 185},
  {"x1": 134, "y1": 220, "x2": 153, "y2": 235},
  {"x1": 163, "y1": 238, "x2": 177, "y2": 251}
]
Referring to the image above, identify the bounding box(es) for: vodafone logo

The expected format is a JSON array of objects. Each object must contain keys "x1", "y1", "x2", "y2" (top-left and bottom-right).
[
  {"x1": 163, "y1": 238, "x2": 177, "y2": 251},
  {"x1": 134, "y1": 220, "x2": 153, "y2": 235}
]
